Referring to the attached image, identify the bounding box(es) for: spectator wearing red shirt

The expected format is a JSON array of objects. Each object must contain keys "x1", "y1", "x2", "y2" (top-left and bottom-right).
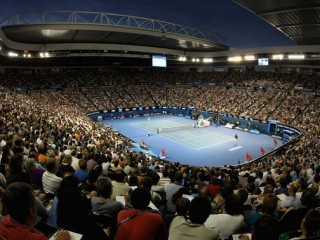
[
  {"x1": 206, "y1": 177, "x2": 221, "y2": 200},
  {"x1": 116, "y1": 187, "x2": 168, "y2": 240},
  {"x1": 0, "y1": 182, "x2": 70, "y2": 240}
]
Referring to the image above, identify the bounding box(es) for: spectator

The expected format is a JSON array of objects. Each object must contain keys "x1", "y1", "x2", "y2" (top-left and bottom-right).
[
  {"x1": 168, "y1": 196, "x2": 220, "y2": 240},
  {"x1": 0, "y1": 182, "x2": 71, "y2": 240},
  {"x1": 165, "y1": 171, "x2": 183, "y2": 213},
  {"x1": 75, "y1": 159, "x2": 89, "y2": 183},
  {"x1": 252, "y1": 214, "x2": 279, "y2": 240},
  {"x1": 79, "y1": 168, "x2": 99, "y2": 194},
  {"x1": 116, "y1": 187, "x2": 168, "y2": 240},
  {"x1": 111, "y1": 170, "x2": 130, "y2": 201},
  {"x1": 6, "y1": 153, "x2": 31, "y2": 187},
  {"x1": 57, "y1": 154, "x2": 75, "y2": 178},
  {"x1": 142, "y1": 176, "x2": 162, "y2": 206},
  {"x1": 275, "y1": 175, "x2": 289, "y2": 196},
  {"x1": 205, "y1": 194, "x2": 246, "y2": 238},
  {"x1": 206, "y1": 177, "x2": 221, "y2": 200},
  {"x1": 291, "y1": 209, "x2": 320, "y2": 239},
  {"x1": 246, "y1": 193, "x2": 278, "y2": 231},
  {"x1": 56, "y1": 175, "x2": 108, "y2": 240},
  {"x1": 25, "y1": 157, "x2": 45, "y2": 190},
  {"x1": 278, "y1": 188, "x2": 318, "y2": 234},
  {"x1": 91, "y1": 177, "x2": 124, "y2": 217},
  {"x1": 42, "y1": 157, "x2": 62, "y2": 199},
  {"x1": 278, "y1": 181, "x2": 300, "y2": 210}
]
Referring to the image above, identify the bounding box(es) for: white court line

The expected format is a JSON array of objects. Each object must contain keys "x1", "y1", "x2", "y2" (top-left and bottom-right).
[
  {"x1": 161, "y1": 132, "x2": 234, "y2": 150},
  {"x1": 132, "y1": 124, "x2": 155, "y2": 133},
  {"x1": 132, "y1": 119, "x2": 178, "y2": 131},
  {"x1": 177, "y1": 127, "x2": 233, "y2": 140},
  {"x1": 165, "y1": 129, "x2": 233, "y2": 142},
  {"x1": 195, "y1": 139, "x2": 234, "y2": 150},
  {"x1": 133, "y1": 119, "x2": 178, "y2": 125},
  {"x1": 197, "y1": 128, "x2": 233, "y2": 139},
  {"x1": 159, "y1": 133, "x2": 200, "y2": 150},
  {"x1": 133, "y1": 121, "x2": 235, "y2": 150},
  {"x1": 133, "y1": 120, "x2": 190, "y2": 130},
  {"x1": 228, "y1": 146, "x2": 242, "y2": 151},
  {"x1": 181, "y1": 132, "x2": 232, "y2": 141}
]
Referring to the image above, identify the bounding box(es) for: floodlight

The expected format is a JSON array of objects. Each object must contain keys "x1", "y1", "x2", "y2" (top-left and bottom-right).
[
  {"x1": 203, "y1": 58, "x2": 213, "y2": 63},
  {"x1": 272, "y1": 54, "x2": 284, "y2": 60},
  {"x1": 228, "y1": 56, "x2": 242, "y2": 62},
  {"x1": 8, "y1": 51, "x2": 18, "y2": 57},
  {"x1": 244, "y1": 55, "x2": 255, "y2": 61},
  {"x1": 288, "y1": 54, "x2": 305, "y2": 60}
]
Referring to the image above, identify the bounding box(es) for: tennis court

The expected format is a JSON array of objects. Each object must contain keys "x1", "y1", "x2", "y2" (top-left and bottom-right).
[
  {"x1": 106, "y1": 114, "x2": 278, "y2": 167},
  {"x1": 134, "y1": 119, "x2": 233, "y2": 150}
]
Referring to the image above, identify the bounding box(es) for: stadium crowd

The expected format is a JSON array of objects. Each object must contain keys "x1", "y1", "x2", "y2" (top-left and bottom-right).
[{"x1": 0, "y1": 70, "x2": 319, "y2": 240}]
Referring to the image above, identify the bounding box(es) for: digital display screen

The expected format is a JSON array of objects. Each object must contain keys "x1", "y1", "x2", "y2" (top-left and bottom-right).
[
  {"x1": 152, "y1": 55, "x2": 167, "y2": 67},
  {"x1": 258, "y1": 58, "x2": 269, "y2": 66}
]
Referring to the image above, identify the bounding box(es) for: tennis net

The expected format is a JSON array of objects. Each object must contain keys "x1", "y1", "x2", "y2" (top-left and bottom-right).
[{"x1": 157, "y1": 123, "x2": 195, "y2": 134}]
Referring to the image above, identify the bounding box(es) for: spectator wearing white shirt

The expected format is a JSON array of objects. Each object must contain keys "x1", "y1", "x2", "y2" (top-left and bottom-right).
[{"x1": 42, "y1": 157, "x2": 62, "y2": 198}]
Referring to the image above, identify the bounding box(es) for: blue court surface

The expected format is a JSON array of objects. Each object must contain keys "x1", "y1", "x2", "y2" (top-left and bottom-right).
[{"x1": 104, "y1": 114, "x2": 278, "y2": 167}]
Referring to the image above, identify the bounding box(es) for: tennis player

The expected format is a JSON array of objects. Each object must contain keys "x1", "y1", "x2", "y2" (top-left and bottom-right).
[{"x1": 234, "y1": 134, "x2": 238, "y2": 143}]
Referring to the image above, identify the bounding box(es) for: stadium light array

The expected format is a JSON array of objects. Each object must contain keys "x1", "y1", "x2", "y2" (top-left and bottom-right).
[
  {"x1": 191, "y1": 58, "x2": 200, "y2": 62},
  {"x1": 244, "y1": 55, "x2": 255, "y2": 61},
  {"x1": 228, "y1": 56, "x2": 242, "y2": 62},
  {"x1": 8, "y1": 51, "x2": 18, "y2": 57},
  {"x1": 23, "y1": 53, "x2": 32, "y2": 58},
  {"x1": 39, "y1": 52, "x2": 50, "y2": 58},
  {"x1": 288, "y1": 54, "x2": 305, "y2": 60},
  {"x1": 203, "y1": 58, "x2": 213, "y2": 63},
  {"x1": 272, "y1": 54, "x2": 284, "y2": 60},
  {"x1": 178, "y1": 56, "x2": 187, "y2": 62}
]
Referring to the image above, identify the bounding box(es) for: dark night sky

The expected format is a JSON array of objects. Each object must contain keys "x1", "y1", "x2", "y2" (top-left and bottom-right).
[{"x1": 0, "y1": 0, "x2": 295, "y2": 49}]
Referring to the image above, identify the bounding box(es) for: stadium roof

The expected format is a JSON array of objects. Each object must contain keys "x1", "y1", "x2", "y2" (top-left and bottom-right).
[
  {"x1": 0, "y1": 11, "x2": 228, "y2": 57},
  {"x1": 233, "y1": 0, "x2": 320, "y2": 45}
]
